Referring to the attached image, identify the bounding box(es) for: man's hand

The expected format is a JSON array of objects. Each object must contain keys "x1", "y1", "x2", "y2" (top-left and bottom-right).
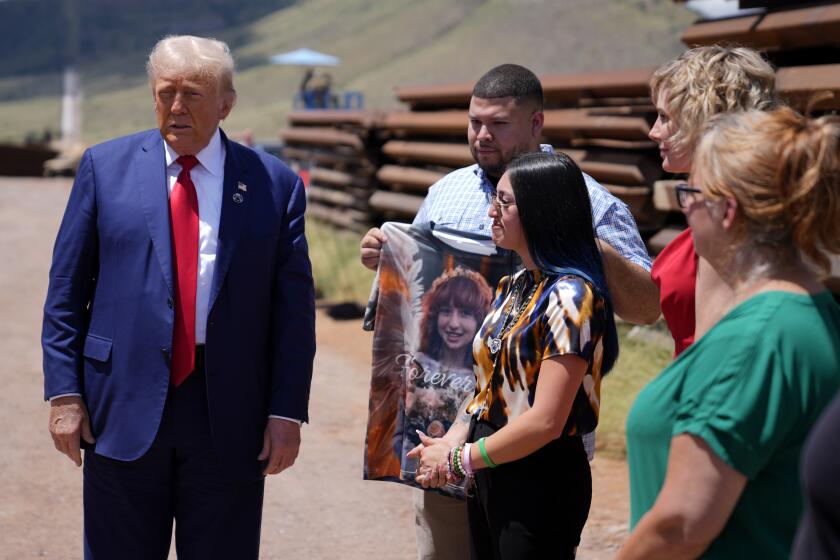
[
  {"x1": 360, "y1": 227, "x2": 388, "y2": 271},
  {"x1": 597, "y1": 239, "x2": 661, "y2": 325},
  {"x1": 257, "y1": 418, "x2": 301, "y2": 476},
  {"x1": 49, "y1": 395, "x2": 95, "y2": 467}
]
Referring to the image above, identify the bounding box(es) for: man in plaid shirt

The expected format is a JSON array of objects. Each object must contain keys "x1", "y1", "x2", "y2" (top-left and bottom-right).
[{"x1": 360, "y1": 64, "x2": 659, "y2": 560}]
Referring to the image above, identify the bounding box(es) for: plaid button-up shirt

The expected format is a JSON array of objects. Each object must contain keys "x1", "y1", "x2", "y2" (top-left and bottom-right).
[{"x1": 414, "y1": 145, "x2": 652, "y2": 271}]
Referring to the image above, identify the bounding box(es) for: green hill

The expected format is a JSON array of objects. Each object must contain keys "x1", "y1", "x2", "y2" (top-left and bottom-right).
[{"x1": 0, "y1": 0, "x2": 694, "y2": 145}]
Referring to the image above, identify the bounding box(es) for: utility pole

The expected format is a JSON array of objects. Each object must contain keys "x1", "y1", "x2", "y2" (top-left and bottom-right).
[{"x1": 60, "y1": 0, "x2": 82, "y2": 147}]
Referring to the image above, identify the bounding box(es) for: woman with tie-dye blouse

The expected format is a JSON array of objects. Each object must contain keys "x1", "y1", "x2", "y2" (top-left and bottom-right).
[{"x1": 409, "y1": 151, "x2": 619, "y2": 559}]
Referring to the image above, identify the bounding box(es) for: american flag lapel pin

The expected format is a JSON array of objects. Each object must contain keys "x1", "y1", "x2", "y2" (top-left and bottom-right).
[{"x1": 232, "y1": 181, "x2": 247, "y2": 204}]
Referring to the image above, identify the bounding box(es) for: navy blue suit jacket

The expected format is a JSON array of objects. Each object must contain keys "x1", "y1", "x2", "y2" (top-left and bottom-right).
[{"x1": 42, "y1": 129, "x2": 316, "y2": 481}]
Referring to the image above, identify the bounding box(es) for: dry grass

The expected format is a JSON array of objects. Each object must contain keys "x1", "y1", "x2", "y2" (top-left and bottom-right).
[
  {"x1": 307, "y1": 217, "x2": 375, "y2": 304},
  {"x1": 598, "y1": 322, "x2": 673, "y2": 458}
]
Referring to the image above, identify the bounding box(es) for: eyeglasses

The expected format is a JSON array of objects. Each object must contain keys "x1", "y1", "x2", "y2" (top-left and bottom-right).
[
  {"x1": 490, "y1": 193, "x2": 516, "y2": 212},
  {"x1": 674, "y1": 183, "x2": 703, "y2": 208}
]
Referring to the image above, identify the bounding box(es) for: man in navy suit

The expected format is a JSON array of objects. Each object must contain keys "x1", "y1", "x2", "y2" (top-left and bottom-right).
[{"x1": 41, "y1": 35, "x2": 316, "y2": 559}]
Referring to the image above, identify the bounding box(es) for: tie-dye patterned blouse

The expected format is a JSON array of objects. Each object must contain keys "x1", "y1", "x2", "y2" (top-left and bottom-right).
[{"x1": 466, "y1": 269, "x2": 607, "y2": 435}]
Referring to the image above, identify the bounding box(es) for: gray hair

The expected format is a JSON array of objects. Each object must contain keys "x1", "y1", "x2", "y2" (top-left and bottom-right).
[{"x1": 146, "y1": 35, "x2": 236, "y2": 94}]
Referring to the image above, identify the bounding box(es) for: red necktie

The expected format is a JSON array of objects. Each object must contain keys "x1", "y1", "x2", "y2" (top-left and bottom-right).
[{"x1": 169, "y1": 155, "x2": 199, "y2": 387}]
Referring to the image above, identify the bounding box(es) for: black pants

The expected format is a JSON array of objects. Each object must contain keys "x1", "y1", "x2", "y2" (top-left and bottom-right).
[
  {"x1": 83, "y1": 348, "x2": 265, "y2": 560},
  {"x1": 467, "y1": 420, "x2": 591, "y2": 560}
]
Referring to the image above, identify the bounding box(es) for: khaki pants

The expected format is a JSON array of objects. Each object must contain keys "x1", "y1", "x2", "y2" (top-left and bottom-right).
[{"x1": 414, "y1": 489, "x2": 470, "y2": 560}]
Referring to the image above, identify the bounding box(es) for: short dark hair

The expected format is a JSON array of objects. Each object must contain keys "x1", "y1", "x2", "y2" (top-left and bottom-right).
[
  {"x1": 472, "y1": 64, "x2": 544, "y2": 110},
  {"x1": 507, "y1": 151, "x2": 618, "y2": 375}
]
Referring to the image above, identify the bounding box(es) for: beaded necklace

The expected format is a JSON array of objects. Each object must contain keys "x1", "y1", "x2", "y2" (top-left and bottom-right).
[
  {"x1": 487, "y1": 272, "x2": 539, "y2": 356},
  {"x1": 479, "y1": 272, "x2": 541, "y2": 414}
]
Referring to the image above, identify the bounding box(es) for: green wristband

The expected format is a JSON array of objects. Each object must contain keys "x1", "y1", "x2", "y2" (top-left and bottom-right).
[{"x1": 478, "y1": 437, "x2": 498, "y2": 468}]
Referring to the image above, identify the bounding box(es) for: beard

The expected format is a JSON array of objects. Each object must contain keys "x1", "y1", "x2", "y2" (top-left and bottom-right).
[{"x1": 469, "y1": 144, "x2": 507, "y2": 180}]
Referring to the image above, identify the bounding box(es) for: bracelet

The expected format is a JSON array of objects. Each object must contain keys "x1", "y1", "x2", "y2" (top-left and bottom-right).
[
  {"x1": 453, "y1": 445, "x2": 465, "y2": 479},
  {"x1": 478, "y1": 437, "x2": 498, "y2": 468},
  {"x1": 462, "y1": 443, "x2": 474, "y2": 476},
  {"x1": 446, "y1": 446, "x2": 455, "y2": 479}
]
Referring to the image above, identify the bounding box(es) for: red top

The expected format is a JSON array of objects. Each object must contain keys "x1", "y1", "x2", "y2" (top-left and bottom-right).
[{"x1": 651, "y1": 227, "x2": 697, "y2": 357}]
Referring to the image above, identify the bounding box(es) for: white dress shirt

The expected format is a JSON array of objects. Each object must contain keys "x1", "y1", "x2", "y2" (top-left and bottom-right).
[
  {"x1": 55, "y1": 128, "x2": 300, "y2": 425},
  {"x1": 164, "y1": 128, "x2": 224, "y2": 346}
]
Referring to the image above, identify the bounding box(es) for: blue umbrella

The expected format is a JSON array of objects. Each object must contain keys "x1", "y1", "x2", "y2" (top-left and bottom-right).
[{"x1": 269, "y1": 48, "x2": 340, "y2": 67}]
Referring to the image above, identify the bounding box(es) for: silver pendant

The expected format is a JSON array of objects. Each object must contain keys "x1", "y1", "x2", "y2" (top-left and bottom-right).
[{"x1": 488, "y1": 337, "x2": 502, "y2": 355}]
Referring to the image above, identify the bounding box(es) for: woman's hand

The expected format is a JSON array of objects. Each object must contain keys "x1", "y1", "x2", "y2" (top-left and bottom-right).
[{"x1": 407, "y1": 431, "x2": 456, "y2": 488}]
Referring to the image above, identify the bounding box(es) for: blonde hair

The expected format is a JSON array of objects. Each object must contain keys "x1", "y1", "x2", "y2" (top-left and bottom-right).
[
  {"x1": 146, "y1": 35, "x2": 236, "y2": 95},
  {"x1": 650, "y1": 45, "x2": 777, "y2": 154},
  {"x1": 694, "y1": 107, "x2": 840, "y2": 274}
]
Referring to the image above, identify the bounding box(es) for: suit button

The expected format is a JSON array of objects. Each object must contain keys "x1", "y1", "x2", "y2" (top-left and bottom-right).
[{"x1": 167, "y1": 297, "x2": 173, "y2": 309}]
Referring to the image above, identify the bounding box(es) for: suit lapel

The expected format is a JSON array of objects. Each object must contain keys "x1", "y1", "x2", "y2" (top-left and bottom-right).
[
  {"x1": 208, "y1": 131, "x2": 248, "y2": 313},
  {"x1": 137, "y1": 132, "x2": 174, "y2": 296}
]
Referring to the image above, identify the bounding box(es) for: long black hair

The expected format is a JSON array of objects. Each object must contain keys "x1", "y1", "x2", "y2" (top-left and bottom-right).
[{"x1": 507, "y1": 151, "x2": 619, "y2": 374}]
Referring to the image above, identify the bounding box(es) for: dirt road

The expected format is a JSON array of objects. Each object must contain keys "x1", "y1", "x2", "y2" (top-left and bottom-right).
[{"x1": 0, "y1": 178, "x2": 628, "y2": 559}]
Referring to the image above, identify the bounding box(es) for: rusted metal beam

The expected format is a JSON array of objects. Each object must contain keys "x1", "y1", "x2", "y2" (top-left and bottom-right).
[
  {"x1": 578, "y1": 160, "x2": 653, "y2": 185},
  {"x1": 682, "y1": 4, "x2": 840, "y2": 51},
  {"x1": 309, "y1": 167, "x2": 370, "y2": 189},
  {"x1": 647, "y1": 226, "x2": 685, "y2": 254},
  {"x1": 652, "y1": 180, "x2": 682, "y2": 213},
  {"x1": 279, "y1": 127, "x2": 365, "y2": 151},
  {"x1": 393, "y1": 82, "x2": 473, "y2": 110},
  {"x1": 540, "y1": 68, "x2": 655, "y2": 104},
  {"x1": 382, "y1": 140, "x2": 473, "y2": 167},
  {"x1": 0, "y1": 144, "x2": 58, "y2": 176},
  {"x1": 586, "y1": 104, "x2": 655, "y2": 115},
  {"x1": 281, "y1": 146, "x2": 375, "y2": 172},
  {"x1": 570, "y1": 138, "x2": 657, "y2": 150},
  {"x1": 543, "y1": 110, "x2": 652, "y2": 140},
  {"x1": 382, "y1": 109, "x2": 651, "y2": 140},
  {"x1": 287, "y1": 110, "x2": 384, "y2": 128},
  {"x1": 382, "y1": 111, "x2": 466, "y2": 135},
  {"x1": 602, "y1": 183, "x2": 664, "y2": 230},
  {"x1": 369, "y1": 190, "x2": 425, "y2": 217},
  {"x1": 376, "y1": 165, "x2": 446, "y2": 192},
  {"x1": 394, "y1": 67, "x2": 656, "y2": 109},
  {"x1": 777, "y1": 64, "x2": 840, "y2": 110},
  {"x1": 309, "y1": 182, "x2": 372, "y2": 201},
  {"x1": 554, "y1": 148, "x2": 661, "y2": 185},
  {"x1": 681, "y1": 14, "x2": 762, "y2": 47}
]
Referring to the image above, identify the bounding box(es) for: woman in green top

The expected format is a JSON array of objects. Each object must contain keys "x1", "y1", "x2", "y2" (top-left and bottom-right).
[{"x1": 619, "y1": 108, "x2": 840, "y2": 559}]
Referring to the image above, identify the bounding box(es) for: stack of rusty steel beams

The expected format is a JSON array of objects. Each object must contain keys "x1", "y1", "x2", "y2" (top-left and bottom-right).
[
  {"x1": 0, "y1": 143, "x2": 58, "y2": 176},
  {"x1": 282, "y1": 0, "x2": 840, "y2": 288},
  {"x1": 280, "y1": 110, "x2": 384, "y2": 232},
  {"x1": 678, "y1": 2, "x2": 840, "y2": 115},
  {"x1": 380, "y1": 67, "x2": 667, "y2": 231}
]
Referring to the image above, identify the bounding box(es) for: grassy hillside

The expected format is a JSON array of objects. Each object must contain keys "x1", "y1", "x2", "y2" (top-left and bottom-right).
[{"x1": 0, "y1": 0, "x2": 694, "y2": 145}]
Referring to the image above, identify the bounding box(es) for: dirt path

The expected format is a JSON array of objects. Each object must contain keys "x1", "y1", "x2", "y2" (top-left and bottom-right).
[{"x1": 0, "y1": 178, "x2": 628, "y2": 559}]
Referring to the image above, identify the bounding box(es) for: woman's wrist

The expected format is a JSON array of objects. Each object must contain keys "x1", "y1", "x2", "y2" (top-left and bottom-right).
[
  {"x1": 476, "y1": 436, "x2": 498, "y2": 469},
  {"x1": 462, "y1": 443, "x2": 475, "y2": 476},
  {"x1": 442, "y1": 433, "x2": 467, "y2": 448}
]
